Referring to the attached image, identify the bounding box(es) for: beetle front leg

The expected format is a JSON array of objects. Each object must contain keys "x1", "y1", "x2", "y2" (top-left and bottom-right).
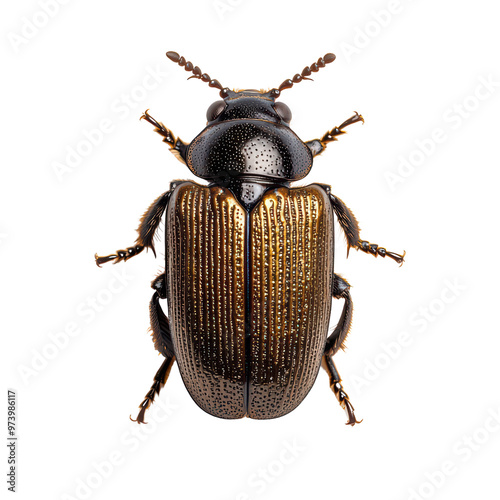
[
  {"x1": 141, "y1": 109, "x2": 188, "y2": 164},
  {"x1": 328, "y1": 192, "x2": 405, "y2": 265},
  {"x1": 95, "y1": 190, "x2": 171, "y2": 266},
  {"x1": 306, "y1": 112, "x2": 364, "y2": 156}
]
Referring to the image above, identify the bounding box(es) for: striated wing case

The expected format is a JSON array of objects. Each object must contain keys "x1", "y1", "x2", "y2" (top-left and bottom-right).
[
  {"x1": 166, "y1": 182, "x2": 333, "y2": 419},
  {"x1": 166, "y1": 182, "x2": 247, "y2": 418},
  {"x1": 248, "y1": 185, "x2": 333, "y2": 418}
]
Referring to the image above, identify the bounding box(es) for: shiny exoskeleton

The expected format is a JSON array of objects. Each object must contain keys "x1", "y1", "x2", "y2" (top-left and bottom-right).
[{"x1": 95, "y1": 51, "x2": 405, "y2": 425}]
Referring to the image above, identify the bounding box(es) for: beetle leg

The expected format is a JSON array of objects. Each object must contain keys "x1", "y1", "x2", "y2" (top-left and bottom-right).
[
  {"x1": 322, "y1": 355, "x2": 362, "y2": 426},
  {"x1": 130, "y1": 354, "x2": 175, "y2": 424},
  {"x1": 325, "y1": 274, "x2": 352, "y2": 356},
  {"x1": 328, "y1": 193, "x2": 405, "y2": 265},
  {"x1": 306, "y1": 111, "x2": 364, "y2": 156},
  {"x1": 149, "y1": 276, "x2": 175, "y2": 358},
  {"x1": 131, "y1": 285, "x2": 175, "y2": 424},
  {"x1": 95, "y1": 190, "x2": 171, "y2": 266},
  {"x1": 329, "y1": 193, "x2": 360, "y2": 249},
  {"x1": 323, "y1": 274, "x2": 361, "y2": 425},
  {"x1": 141, "y1": 109, "x2": 188, "y2": 164},
  {"x1": 94, "y1": 245, "x2": 144, "y2": 267},
  {"x1": 357, "y1": 240, "x2": 406, "y2": 266}
]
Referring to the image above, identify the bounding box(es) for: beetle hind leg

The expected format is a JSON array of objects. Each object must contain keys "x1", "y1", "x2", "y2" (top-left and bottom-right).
[
  {"x1": 130, "y1": 355, "x2": 175, "y2": 424},
  {"x1": 325, "y1": 275, "x2": 353, "y2": 355},
  {"x1": 131, "y1": 274, "x2": 176, "y2": 424},
  {"x1": 322, "y1": 355, "x2": 362, "y2": 426},
  {"x1": 149, "y1": 274, "x2": 175, "y2": 358},
  {"x1": 323, "y1": 274, "x2": 361, "y2": 425}
]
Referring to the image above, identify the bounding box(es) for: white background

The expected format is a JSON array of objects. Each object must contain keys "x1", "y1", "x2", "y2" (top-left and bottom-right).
[{"x1": 2, "y1": 1, "x2": 500, "y2": 499}]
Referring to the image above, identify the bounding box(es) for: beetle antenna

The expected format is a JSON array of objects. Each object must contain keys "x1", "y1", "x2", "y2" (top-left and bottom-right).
[
  {"x1": 166, "y1": 51, "x2": 229, "y2": 98},
  {"x1": 271, "y1": 53, "x2": 336, "y2": 98}
]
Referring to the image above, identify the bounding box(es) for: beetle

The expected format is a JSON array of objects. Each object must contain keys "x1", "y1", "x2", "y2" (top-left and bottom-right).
[{"x1": 95, "y1": 50, "x2": 405, "y2": 425}]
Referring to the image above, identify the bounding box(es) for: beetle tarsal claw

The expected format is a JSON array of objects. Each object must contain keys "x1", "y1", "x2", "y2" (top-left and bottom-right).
[
  {"x1": 129, "y1": 411, "x2": 147, "y2": 425},
  {"x1": 330, "y1": 381, "x2": 362, "y2": 426},
  {"x1": 130, "y1": 400, "x2": 150, "y2": 424},
  {"x1": 386, "y1": 249, "x2": 406, "y2": 265},
  {"x1": 343, "y1": 399, "x2": 363, "y2": 426},
  {"x1": 398, "y1": 250, "x2": 407, "y2": 267},
  {"x1": 352, "y1": 111, "x2": 365, "y2": 124},
  {"x1": 94, "y1": 253, "x2": 117, "y2": 267}
]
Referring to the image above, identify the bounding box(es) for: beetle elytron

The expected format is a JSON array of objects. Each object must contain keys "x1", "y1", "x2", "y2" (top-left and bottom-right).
[{"x1": 95, "y1": 51, "x2": 405, "y2": 425}]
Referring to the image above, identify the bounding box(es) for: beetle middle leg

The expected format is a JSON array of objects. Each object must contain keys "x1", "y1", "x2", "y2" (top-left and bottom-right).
[
  {"x1": 329, "y1": 193, "x2": 405, "y2": 265},
  {"x1": 323, "y1": 274, "x2": 362, "y2": 426},
  {"x1": 95, "y1": 190, "x2": 171, "y2": 266},
  {"x1": 130, "y1": 273, "x2": 176, "y2": 424}
]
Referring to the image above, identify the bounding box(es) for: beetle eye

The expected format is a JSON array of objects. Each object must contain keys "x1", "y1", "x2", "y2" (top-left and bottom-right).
[
  {"x1": 206, "y1": 100, "x2": 226, "y2": 121},
  {"x1": 274, "y1": 102, "x2": 292, "y2": 123}
]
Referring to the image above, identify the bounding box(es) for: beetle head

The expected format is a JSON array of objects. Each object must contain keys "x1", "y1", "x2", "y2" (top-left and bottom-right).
[
  {"x1": 165, "y1": 51, "x2": 336, "y2": 183},
  {"x1": 206, "y1": 89, "x2": 292, "y2": 127}
]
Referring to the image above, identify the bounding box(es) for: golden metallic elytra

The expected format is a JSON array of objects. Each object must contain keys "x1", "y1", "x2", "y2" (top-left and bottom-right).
[{"x1": 166, "y1": 181, "x2": 333, "y2": 419}]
